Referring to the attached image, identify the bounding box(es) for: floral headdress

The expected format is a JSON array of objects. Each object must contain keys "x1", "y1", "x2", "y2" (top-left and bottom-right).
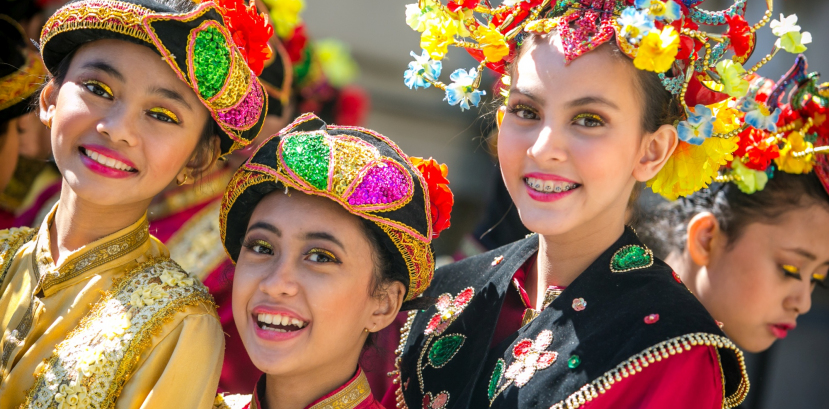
[
  {"x1": 39, "y1": 0, "x2": 274, "y2": 158},
  {"x1": 220, "y1": 113, "x2": 453, "y2": 300},
  {"x1": 402, "y1": 0, "x2": 814, "y2": 199},
  {"x1": 712, "y1": 55, "x2": 829, "y2": 196}
]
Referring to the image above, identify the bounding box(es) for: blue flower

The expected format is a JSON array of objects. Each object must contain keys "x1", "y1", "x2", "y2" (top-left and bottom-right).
[
  {"x1": 740, "y1": 99, "x2": 781, "y2": 132},
  {"x1": 404, "y1": 50, "x2": 442, "y2": 90},
  {"x1": 635, "y1": 0, "x2": 681, "y2": 22},
  {"x1": 618, "y1": 7, "x2": 655, "y2": 43},
  {"x1": 677, "y1": 104, "x2": 714, "y2": 145},
  {"x1": 444, "y1": 68, "x2": 485, "y2": 111}
]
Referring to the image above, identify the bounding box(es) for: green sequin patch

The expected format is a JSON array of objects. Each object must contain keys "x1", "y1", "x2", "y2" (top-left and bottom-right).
[
  {"x1": 428, "y1": 334, "x2": 465, "y2": 369},
  {"x1": 567, "y1": 355, "x2": 581, "y2": 369},
  {"x1": 488, "y1": 358, "x2": 505, "y2": 401},
  {"x1": 610, "y1": 245, "x2": 654, "y2": 273},
  {"x1": 193, "y1": 26, "x2": 231, "y2": 99},
  {"x1": 282, "y1": 133, "x2": 330, "y2": 191}
]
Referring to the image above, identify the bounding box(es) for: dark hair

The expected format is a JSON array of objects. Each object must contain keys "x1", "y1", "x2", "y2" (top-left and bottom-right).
[{"x1": 636, "y1": 171, "x2": 829, "y2": 260}]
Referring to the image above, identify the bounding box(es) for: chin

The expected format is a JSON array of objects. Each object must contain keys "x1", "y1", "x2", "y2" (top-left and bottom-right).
[{"x1": 515, "y1": 203, "x2": 580, "y2": 237}]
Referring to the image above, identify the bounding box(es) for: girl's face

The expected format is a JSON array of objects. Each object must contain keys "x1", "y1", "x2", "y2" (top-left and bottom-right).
[
  {"x1": 233, "y1": 190, "x2": 400, "y2": 377},
  {"x1": 699, "y1": 206, "x2": 829, "y2": 352},
  {"x1": 42, "y1": 39, "x2": 211, "y2": 207},
  {"x1": 498, "y1": 37, "x2": 670, "y2": 237}
]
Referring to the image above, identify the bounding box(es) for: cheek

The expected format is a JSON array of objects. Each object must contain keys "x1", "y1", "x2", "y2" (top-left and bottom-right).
[
  {"x1": 231, "y1": 268, "x2": 259, "y2": 323},
  {"x1": 497, "y1": 126, "x2": 531, "y2": 181},
  {"x1": 707, "y1": 250, "x2": 777, "y2": 323}
]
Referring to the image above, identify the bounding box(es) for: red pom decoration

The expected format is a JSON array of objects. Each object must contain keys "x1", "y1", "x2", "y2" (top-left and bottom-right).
[
  {"x1": 410, "y1": 157, "x2": 454, "y2": 239},
  {"x1": 216, "y1": 0, "x2": 274, "y2": 75}
]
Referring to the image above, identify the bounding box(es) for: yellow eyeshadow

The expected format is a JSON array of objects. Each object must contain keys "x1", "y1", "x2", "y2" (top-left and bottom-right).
[
  {"x1": 573, "y1": 113, "x2": 603, "y2": 121},
  {"x1": 310, "y1": 248, "x2": 338, "y2": 260},
  {"x1": 813, "y1": 273, "x2": 826, "y2": 281},
  {"x1": 782, "y1": 264, "x2": 799, "y2": 274},
  {"x1": 149, "y1": 107, "x2": 179, "y2": 123},
  {"x1": 86, "y1": 80, "x2": 113, "y2": 96}
]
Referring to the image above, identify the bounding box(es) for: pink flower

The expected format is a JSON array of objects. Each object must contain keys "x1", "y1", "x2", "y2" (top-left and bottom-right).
[{"x1": 504, "y1": 330, "x2": 558, "y2": 387}]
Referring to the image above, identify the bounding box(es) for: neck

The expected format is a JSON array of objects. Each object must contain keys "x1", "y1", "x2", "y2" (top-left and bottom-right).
[
  {"x1": 49, "y1": 180, "x2": 150, "y2": 265},
  {"x1": 665, "y1": 249, "x2": 700, "y2": 294},
  {"x1": 263, "y1": 348, "x2": 362, "y2": 409}
]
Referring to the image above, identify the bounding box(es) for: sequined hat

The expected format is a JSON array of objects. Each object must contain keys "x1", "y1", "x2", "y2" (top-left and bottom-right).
[
  {"x1": 402, "y1": 0, "x2": 815, "y2": 200},
  {"x1": 220, "y1": 113, "x2": 454, "y2": 300},
  {"x1": 39, "y1": 0, "x2": 274, "y2": 158},
  {"x1": 0, "y1": 15, "x2": 46, "y2": 124}
]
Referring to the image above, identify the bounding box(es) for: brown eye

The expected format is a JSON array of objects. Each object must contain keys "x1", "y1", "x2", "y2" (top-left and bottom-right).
[
  {"x1": 243, "y1": 239, "x2": 273, "y2": 255},
  {"x1": 508, "y1": 104, "x2": 539, "y2": 120},
  {"x1": 83, "y1": 80, "x2": 113, "y2": 100},
  {"x1": 572, "y1": 113, "x2": 605, "y2": 127},
  {"x1": 306, "y1": 249, "x2": 339, "y2": 264}
]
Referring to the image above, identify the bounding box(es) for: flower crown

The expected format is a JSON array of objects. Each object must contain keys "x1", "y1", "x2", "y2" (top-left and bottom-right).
[
  {"x1": 402, "y1": 0, "x2": 815, "y2": 199},
  {"x1": 711, "y1": 56, "x2": 829, "y2": 196}
]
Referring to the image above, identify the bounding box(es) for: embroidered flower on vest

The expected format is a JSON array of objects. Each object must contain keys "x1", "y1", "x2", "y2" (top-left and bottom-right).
[
  {"x1": 424, "y1": 287, "x2": 474, "y2": 336},
  {"x1": 504, "y1": 330, "x2": 558, "y2": 387}
]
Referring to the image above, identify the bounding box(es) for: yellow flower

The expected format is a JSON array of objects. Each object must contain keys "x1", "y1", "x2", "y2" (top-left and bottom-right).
[
  {"x1": 715, "y1": 60, "x2": 749, "y2": 98},
  {"x1": 263, "y1": 0, "x2": 305, "y2": 39},
  {"x1": 315, "y1": 39, "x2": 359, "y2": 87},
  {"x1": 732, "y1": 160, "x2": 768, "y2": 194},
  {"x1": 421, "y1": 19, "x2": 457, "y2": 60},
  {"x1": 633, "y1": 26, "x2": 679, "y2": 73},
  {"x1": 472, "y1": 24, "x2": 509, "y2": 63},
  {"x1": 130, "y1": 283, "x2": 168, "y2": 308},
  {"x1": 55, "y1": 381, "x2": 91, "y2": 409},
  {"x1": 710, "y1": 100, "x2": 742, "y2": 134},
  {"x1": 406, "y1": 0, "x2": 440, "y2": 32},
  {"x1": 776, "y1": 131, "x2": 814, "y2": 174},
  {"x1": 648, "y1": 136, "x2": 739, "y2": 200}
]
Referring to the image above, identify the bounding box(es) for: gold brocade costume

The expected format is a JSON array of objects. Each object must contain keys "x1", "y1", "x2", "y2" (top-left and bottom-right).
[{"x1": 0, "y1": 205, "x2": 224, "y2": 408}]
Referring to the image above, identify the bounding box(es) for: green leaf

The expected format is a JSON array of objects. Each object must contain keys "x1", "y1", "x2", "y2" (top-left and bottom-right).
[
  {"x1": 610, "y1": 245, "x2": 653, "y2": 273},
  {"x1": 488, "y1": 359, "x2": 505, "y2": 401},
  {"x1": 428, "y1": 334, "x2": 465, "y2": 368}
]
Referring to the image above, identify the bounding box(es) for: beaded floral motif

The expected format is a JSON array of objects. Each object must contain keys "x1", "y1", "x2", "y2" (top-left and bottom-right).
[
  {"x1": 422, "y1": 391, "x2": 449, "y2": 409},
  {"x1": 427, "y1": 334, "x2": 465, "y2": 368},
  {"x1": 23, "y1": 258, "x2": 215, "y2": 409},
  {"x1": 610, "y1": 244, "x2": 654, "y2": 273},
  {"x1": 424, "y1": 288, "x2": 474, "y2": 336},
  {"x1": 489, "y1": 330, "x2": 559, "y2": 403}
]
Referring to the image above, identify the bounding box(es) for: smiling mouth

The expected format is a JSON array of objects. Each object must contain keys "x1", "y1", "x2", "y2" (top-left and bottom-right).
[
  {"x1": 255, "y1": 312, "x2": 308, "y2": 333},
  {"x1": 524, "y1": 177, "x2": 580, "y2": 193},
  {"x1": 80, "y1": 147, "x2": 137, "y2": 172}
]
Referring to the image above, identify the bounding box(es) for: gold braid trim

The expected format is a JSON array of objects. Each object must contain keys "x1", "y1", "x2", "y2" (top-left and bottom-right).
[
  {"x1": 389, "y1": 310, "x2": 417, "y2": 409},
  {"x1": 0, "y1": 50, "x2": 47, "y2": 111},
  {"x1": 39, "y1": 1, "x2": 153, "y2": 52},
  {"x1": 219, "y1": 169, "x2": 276, "y2": 256},
  {"x1": 376, "y1": 224, "x2": 434, "y2": 301},
  {"x1": 22, "y1": 257, "x2": 216, "y2": 409},
  {"x1": 547, "y1": 333, "x2": 749, "y2": 409},
  {"x1": 0, "y1": 227, "x2": 36, "y2": 284}
]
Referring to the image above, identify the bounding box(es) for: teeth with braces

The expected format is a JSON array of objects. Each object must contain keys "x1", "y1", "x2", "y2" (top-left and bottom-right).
[
  {"x1": 256, "y1": 313, "x2": 307, "y2": 332},
  {"x1": 524, "y1": 177, "x2": 579, "y2": 193},
  {"x1": 82, "y1": 148, "x2": 136, "y2": 172}
]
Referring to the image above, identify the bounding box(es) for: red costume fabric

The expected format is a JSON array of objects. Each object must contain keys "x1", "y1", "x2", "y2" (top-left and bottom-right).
[{"x1": 244, "y1": 367, "x2": 384, "y2": 409}]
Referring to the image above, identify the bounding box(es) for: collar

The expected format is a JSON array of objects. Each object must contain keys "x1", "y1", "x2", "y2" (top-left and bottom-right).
[
  {"x1": 252, "y1": 367, "x2": 373, "y2": 409},
  {"x1": 35, "y1": 203, "x2": 151, "y2": 296}
]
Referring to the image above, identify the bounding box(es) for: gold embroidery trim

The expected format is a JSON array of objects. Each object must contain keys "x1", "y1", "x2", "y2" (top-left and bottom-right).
[
  {"x1": 39, "y1": 1, "x2": 153, "y2": 50},
  {"x1": 390, "y1": 310, "x2": 416, "y2": 409},
  {"x1": 547, "y1": 333, "x2": 749, "y2": 409},
  {"x1": 0, "y1": 49, "x2": 47, "y2": 111},
  {"x1": 376, "y1": 224, "x2": 434, "y2": 302},
  {"x1": 308, "y1": 369, "x2": 372, "y2": 409},
  {"x1": 166, "y1": 201, "x2": 226, "y2": 281},
  {"x1": 219, "y1": 170, "x2": 275, "y2": 254},
  {"x1": 39, "y1": 219, "x2": 150, "y2": 292}
]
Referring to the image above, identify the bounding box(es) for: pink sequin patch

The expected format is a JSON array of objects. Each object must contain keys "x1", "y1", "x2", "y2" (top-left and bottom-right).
[
  {"x1": 347, "y1": 161, "x2": 411, "y2": 206},
  {"x1": 216, "y1": 74, "x2": 263, "y2": 130},
  {"x1": 644, "y1": 314, "x2": 660, "y2": 324}
]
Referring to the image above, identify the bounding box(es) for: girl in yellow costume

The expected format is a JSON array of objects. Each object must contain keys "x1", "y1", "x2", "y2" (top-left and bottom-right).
[{"x1": 0, "y1": 0, "x2": 271, "y2": 406}]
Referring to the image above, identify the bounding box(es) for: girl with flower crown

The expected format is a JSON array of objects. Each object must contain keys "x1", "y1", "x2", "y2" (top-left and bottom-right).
[
  {"x1": 389, "y1": 0, "x2": 815, "y2": 408},
  {"x1": 0, "y1": 0, "x2": 272, "y2": 406},
  {"x1": 636, "y1": 56, "x2": 829, "y2": 354},
  {"x1": 213, "y1": 113, "x2": 453, "y2": 409}
]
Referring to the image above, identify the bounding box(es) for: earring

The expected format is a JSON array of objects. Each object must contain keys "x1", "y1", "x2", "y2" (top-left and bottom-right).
[
  {"x1": 176, "y1": 174, "x2": 189, "y2": 186},
  {"x1": 46, "y1": 116, "x2": 52, "y2": 129},
  {"x1": 363, "y1": 328, "x2": 370, "y2": 333},
  {"x1": 496, "y1": 108, "x2": 504, "y2": 128}
]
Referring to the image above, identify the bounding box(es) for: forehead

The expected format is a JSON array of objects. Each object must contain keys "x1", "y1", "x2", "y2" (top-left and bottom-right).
[
  {"x1": 250, "y1": 189, "x2": 362, "y2": 233},
  {"x1": 514, "y1": 35, "x2": 639, "y2": 103},
  {"x1": 741, "y1": 205, "x2": 829, "y2": 261}
]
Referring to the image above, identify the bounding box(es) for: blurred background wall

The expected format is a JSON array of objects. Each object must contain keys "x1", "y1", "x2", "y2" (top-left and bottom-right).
[{"x1": 301, "y1": 0, "x2": 828, "y2": 407}]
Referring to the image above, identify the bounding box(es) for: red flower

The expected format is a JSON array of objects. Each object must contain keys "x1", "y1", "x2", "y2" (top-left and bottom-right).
[
  {"x1": 283, "y1": 24, "x2": 309, "y2": 64},
  {"x1": 735, "y1": 128, "x2": 780, "y2": 171},
  {"x1": 447, "y1": 0, "x2": 479, "y2": 12},
  {"x1": 334, "y1": 86, "x2": 369, "y2": 126},
  {"x1": 217, "y1": 0, "x2": 274, "y2": 75},
  {"x1": 726, "y1": 15, "x2": 753, "y2": 58},
  {"x1": 410, "y1": 157, "x2": 454, "y2": 239}
]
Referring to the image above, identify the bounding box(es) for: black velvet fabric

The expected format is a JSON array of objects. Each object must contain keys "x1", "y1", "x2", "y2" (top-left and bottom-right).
[{"x1": 400, "y1": 228, "x2": 747, "y2": 408}]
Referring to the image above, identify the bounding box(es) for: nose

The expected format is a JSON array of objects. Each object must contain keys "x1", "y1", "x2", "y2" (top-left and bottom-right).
[
  {"x1": 96, "y1": 104, "x2": 139, "y2": 147},
  {"x1": 258, "y1": 258, "x2": 300, "y2": 299},
  {"x1": 785, "y1": 279, "x2": 813, "y2": 315},
  {"x1": 527, "y1": 124, "x2": 567, "y2": 163}
]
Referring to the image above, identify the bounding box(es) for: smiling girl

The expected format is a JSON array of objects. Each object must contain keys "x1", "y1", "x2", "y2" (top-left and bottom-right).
[
  {"x1": 392, "y1": 0, "x2": 813, "y2": 408},
  {"x1": 0, "y1": 0, "x2": 270, "y2": 406},
  {"x1": 214, "y1": 113, "x2": 452, "y2": 409},
  {"x1": 638, "y1": 57, "x2": 829, "y2": 353}
]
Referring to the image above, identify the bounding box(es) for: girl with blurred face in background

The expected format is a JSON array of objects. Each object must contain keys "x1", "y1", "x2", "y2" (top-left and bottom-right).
[
  {"x1": 215, "y1": 114, "x2": 452, "y2": 409},
  {"x1": 390, "y1": 0, "x2": 815, "y2": 407},
  {"x1": 0, "y1": 0, "x2": 272, "y2": 405}
]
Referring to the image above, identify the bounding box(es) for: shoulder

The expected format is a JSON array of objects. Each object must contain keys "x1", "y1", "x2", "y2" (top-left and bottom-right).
[{"x1": 0, "y1": 227, "x2": 36, "y2": 281}]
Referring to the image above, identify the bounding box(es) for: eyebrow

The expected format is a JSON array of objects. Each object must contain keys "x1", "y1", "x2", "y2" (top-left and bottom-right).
[
  {"x1": 81, "y1": 61, "x2": 125, "y2": 82},
  {"x1": 305, "y1": 232, "x2": 346, "y2": 253},
  {"x1": 565, "y1": 96, "x2": 620, "y2": 111},
  {"x1": 783, "y1": 247, "x2": 817, "y2": 261},
  {"x1": 148, "y1": 86, "x2": 194, "y2": 111},
  {"x1": 513, "y1": 86, "x2": 545, "y2": 106},
  {"x1": 247, "y1": 222, "x2": 281, "y2": 236}
]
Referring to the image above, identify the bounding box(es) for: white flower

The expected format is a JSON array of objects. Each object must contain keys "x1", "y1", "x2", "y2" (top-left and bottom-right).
[
  {"x1": 770, "y1": 13, "x2": 801, "y2": 36},
  {"x1": 404, "y1": 50, "x2": 442, "y2": 89},
  {"x1": 103, "y1": 313, "x2": 132, "y2": 340},
  {"x1": 160, "y1": 269, "x2": 195, "y2": 288},
  {"x1": 130, "y1": 283, "x2": 167, "y2": 308},
  {"x1": 771, "y1": 13, "x2": 812, "y2": 53},
  {"x1": 78, "y1": 347, "x2": 109, "y2": 378},
  {"x1": 55, "y1": 382, "x2": 92, "y2": 409},
  {"x1": 617, "y1": 7, "x2": 655, "y2": 44},
  {"x1": 444, "y1": 68, "x2": 486, "y2": 111}
]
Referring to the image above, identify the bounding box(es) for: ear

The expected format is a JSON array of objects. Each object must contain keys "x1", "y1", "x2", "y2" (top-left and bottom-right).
[
  {"x1": 367, "y1": 281, "x2": 406, "y2": 333},
  {"x1": 687, "y1": 212, "x2": 720, "y2": 267},
  {"x1": 179, "y1": 135, "x2": 221, "y2": 185},
  {"x1": 632, "y1": 123, "x2": 678, "y2": 182},
  {"x1": 39, "y1": 80, "x2": 58, "y2": 129}
]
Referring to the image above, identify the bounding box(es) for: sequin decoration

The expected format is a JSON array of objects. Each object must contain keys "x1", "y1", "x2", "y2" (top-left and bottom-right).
[
  {"x1": 216, "y1": 73, "x2": 264, "y2": 130},
  {"x1": 567, "y1": 355, "x2": 581, "y2": 369},
  {"x1": 347, "y1": 160, "x2": 412, "y2": 207},
  {"x1": 40, "y1": 1, "x2": 152, "y2": 47},
  {"x1": 492, "y1": 256, "x2": 504, "y2": 266},
  {"x1": 281, "y1": 133, "x2": 330, "y2": 191},
  {"x1": 610, "y1": 245, "x2": 654, "y2": 273},
  {"x1": 504, "y1": 330, "x2": 558, "y2": 387},
  {"x1": 488, "y1": 359, "x2": 505, "y2": 402},
  {"x1": 424, "y1": 288, "x2": 474, "y2": 336},
  {"x1": 427, "y1": 334, "x2": 465, "y2": 368},
  {"x1": 211, "y1": 50, "x2": 251, "y2": 109},
  {"x1": 377, "y1": 224, "x2": 434, "y2": 301},
  {"x1": 672, "y1": 271, "x2": 683, "y2": 283},
  {"x1": 644, "y1": 314, "x2": 660, "y2": 324},
  {"x1": 572, "y1": 298, "x2": 586, "y2": 311},
  {"x1": 422, "y1": 391, "x2": 449, "y2": 409},
  {"x1": 331, "y1": 137, "x2": 378, "y2": 197},
  {"x1": 192, "y1": 25, "x2": 231, "y2": 100}
]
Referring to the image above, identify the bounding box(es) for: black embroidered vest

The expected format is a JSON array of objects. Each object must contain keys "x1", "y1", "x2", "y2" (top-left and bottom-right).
[{"x1": 396, "y1": 228, "x2": 748, "y2": 409}]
